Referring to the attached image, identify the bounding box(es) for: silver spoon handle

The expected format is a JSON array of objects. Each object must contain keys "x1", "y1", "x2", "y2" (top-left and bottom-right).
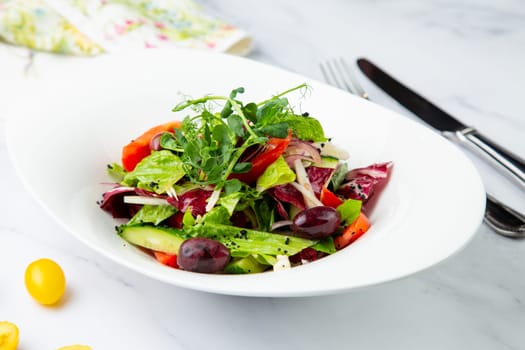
[{"x1": 484, "y1": 194, "x2": 525, "y2": 238}]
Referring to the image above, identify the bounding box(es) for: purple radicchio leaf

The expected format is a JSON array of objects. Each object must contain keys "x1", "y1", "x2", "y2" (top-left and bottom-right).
[
  {"x1": 289, "y1": 247, "x2": 327, "y2": 264},
  {"x1": 337, "y1": 162, "x2": 393, "y2": 203},
  {"x1": 306, "y1": 166, "x2": 334, "y2": 198},
  {"x1": 100, "y1": 186, "x2": 172, "y2": 219},
  {"x1": 269, "y1": 184, "x2": 306, "y2": 211},
  {"x1": 99, "y1": 186, "x2": 138, "y2": 218},
  {"x1": 273, "y1": 198, "x2": 290, "y2": 220},
  {"x1": 175, "y1": 189, "x2": 213, "y2": 217}
]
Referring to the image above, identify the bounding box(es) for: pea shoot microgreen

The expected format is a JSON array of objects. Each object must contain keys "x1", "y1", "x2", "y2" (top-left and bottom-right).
[{"x1": 164, "y1": 83, "x2": 311, "y2": 192}]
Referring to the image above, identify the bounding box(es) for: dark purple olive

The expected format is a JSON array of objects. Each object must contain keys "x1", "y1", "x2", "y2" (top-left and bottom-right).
[
  {"x1": 291, "y1": 206, "x2": 341, "y2": 239},
  {"x1": 177, "y1": 238, "x2": 230, "y2": 273}
]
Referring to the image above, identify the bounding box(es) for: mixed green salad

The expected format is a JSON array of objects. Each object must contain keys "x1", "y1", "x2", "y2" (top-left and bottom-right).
[{"x1": 99, "y1": 84, "x2": 392, "y2": 274}]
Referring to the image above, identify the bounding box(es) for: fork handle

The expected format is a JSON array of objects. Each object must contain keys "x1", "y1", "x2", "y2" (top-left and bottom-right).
[{"x1": 448, "y1": 127, "x2": 525, "y2": 191}]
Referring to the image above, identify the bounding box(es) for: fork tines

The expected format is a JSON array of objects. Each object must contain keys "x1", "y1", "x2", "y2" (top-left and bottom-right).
[{"x1": 320, "y1": 58, "x2": 369, "y2": 99}]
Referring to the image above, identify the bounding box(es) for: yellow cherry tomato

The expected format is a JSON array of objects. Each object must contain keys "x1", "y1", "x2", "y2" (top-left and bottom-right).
[
  {"x1": 0, "y1": 321, "x2": 19, "y2": 350},
  {"x1": 57, "y1": 346, "x2": 92, "y2": 350},
  {"x1": 24, "y1": 258, "x2": 66, "y2": 305}
]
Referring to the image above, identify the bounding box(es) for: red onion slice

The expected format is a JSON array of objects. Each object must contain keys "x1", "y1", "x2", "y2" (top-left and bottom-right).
[
  {"x1": 149, "y1": 132, "x2": 167, "y2": 151},
  {"x1": 284, "y1": 139, "x2": 322, "y2": 167}
]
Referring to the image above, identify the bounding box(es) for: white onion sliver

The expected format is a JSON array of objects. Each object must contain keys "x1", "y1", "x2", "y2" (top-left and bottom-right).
[
  {"x1": 166, "y1": 187, "x2": 178, "y2": 199},
  {"x1": 290, "y1": 182, "x2": 323, "y2": 208},
  {"x1": 205, "y1": 188, "x2": 221, "y2": 212},
  {"x1": 293, "y1": 159, "x2": 322, "y2": 208},
  {"x1": 271, "y1": 220, "x2": 293, "y2": 231},
  {"x1": 123, "y1": 196, "x2": 169, "y2": 206},
  {"x1": 293, "y1": 158, "x2": 310, "y2": 187}
]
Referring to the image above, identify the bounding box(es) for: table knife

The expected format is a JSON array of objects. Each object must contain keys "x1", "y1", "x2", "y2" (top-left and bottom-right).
[
  {"x1": 357, "y1": 58, "x2": 525, "y2": 191},
  {"x1": 357, "y1": 58, "x2": 525, "y2": 237}
]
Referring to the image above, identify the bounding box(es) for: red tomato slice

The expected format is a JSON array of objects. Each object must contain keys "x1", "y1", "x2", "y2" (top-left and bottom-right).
[
  {"x1": 230, "y1": 132, "x2": 292, "y2": 184},
  {"x1": 153, "y1": 251, "x2": 179, "y2": 268},
  {"x1": 320, "y1": 186, "x2": 343, "y2": 208},
  {"x1": 334, "y1": 212, "x2": 371, "y2": 249},
  {"x1": 122, "y1": 121, "x2": 182, "y2": 171}
]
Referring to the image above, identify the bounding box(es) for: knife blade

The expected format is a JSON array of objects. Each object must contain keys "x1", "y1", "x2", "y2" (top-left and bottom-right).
[{"x1": 357, "y1": 58, "x2": 525, "y2": 191}]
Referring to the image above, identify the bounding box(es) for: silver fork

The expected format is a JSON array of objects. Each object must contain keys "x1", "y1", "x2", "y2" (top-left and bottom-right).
[
  {"x1": 320, "y1": 58, "x2": 369, "y2": 99},
  {"x1": 320, "y1": 58, "x2": 525, "y2": 238}
]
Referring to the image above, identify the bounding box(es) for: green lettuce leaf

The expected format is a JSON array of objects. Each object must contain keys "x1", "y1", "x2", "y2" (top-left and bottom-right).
[
  {"x1": 258, "y1": 112, "x2": 327, "y2": 142},
  {"x1": 311, "y1": 237, "x2": 336, "y2": 254},
  {"x1": 282, "y1": 114, "x2": 327, "y2": 142},
  {"x1": 330, "y1": 163, "x2": 348, "y2": 192},
  {"x1": 252, "y1": 196, "x2": 274, "y2": 232},
  {"x1": 256, "y1": 156, "x2": 296, "y2": 192},
  {"x1": 218, "y1": 192, "x2": 243, "y2": 216},
  {"x1": 202, "y1": 206, "x2": 231, "y2": 225},
  {"x1": 182, "y1": 209, "x2": 195, "y2": 228},
  {"x1": 127, "y1": 205, "x2": 177, "y2": 226},
  {"x1": 337, "y1": 198, "x2": 362, "y2": 225},
  {"x1": 187, "y1": 222, "x2": 315, "y2": 258},
  {"x1": 106, "y1": 163, "x2": 127, "y2": 182},
  {"x1": 122, "y1": 150, "x2": 185, "y2": 194}
]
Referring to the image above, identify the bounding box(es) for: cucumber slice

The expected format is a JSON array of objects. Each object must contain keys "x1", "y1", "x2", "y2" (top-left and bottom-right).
[
  {"x1": 224, "y1": 255, "x2": 268, "y2": 274},
  {"x1": 317, "y1": 156, "x2": 339, "y2": 169},
  {"x1": 119, "y1": 225, "x2": 186, "y2": 254}
]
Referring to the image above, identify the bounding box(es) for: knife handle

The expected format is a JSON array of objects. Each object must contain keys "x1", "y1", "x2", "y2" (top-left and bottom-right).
[{"x1": 452, "y1": 127, "x2": 525, "y2": 190}]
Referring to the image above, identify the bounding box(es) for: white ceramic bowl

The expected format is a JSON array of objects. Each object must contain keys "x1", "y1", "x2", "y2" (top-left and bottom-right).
[{"x1": 6, "y1": 49, "x2": 485, "y2": 297}]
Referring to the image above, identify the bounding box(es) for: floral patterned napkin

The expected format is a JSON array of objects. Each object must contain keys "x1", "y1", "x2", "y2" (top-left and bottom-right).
[{"x1": 0, "y1": 0, "x2": 251, "y2": 55}]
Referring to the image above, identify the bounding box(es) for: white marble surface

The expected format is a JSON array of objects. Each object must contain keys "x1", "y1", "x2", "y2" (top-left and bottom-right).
[{"x1": 1, "y1": 0, "x2": 525, "y2": 349}]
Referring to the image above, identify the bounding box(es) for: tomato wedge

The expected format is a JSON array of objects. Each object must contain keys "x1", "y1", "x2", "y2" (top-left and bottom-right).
[
  {"x1": 122, "y1": 121, "x2": 182, "y2": 171},
  {"x1": 334, "y1": 212, "x2": 370, "y2": 249},
  {"x1": 320, "y1": 186, "x2": 343, "y2": 208},
  {"x1": 230, "y1": 132, "x2": 292, "y2": 184},
  {"x1": 153, "y1": 251, "x2": 179, "y2": 268}
]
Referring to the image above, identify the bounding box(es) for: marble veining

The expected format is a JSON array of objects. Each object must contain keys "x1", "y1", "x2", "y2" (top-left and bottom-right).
[{"x1": 1, "y1": 1, "x2": 525, "y2": 349}]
